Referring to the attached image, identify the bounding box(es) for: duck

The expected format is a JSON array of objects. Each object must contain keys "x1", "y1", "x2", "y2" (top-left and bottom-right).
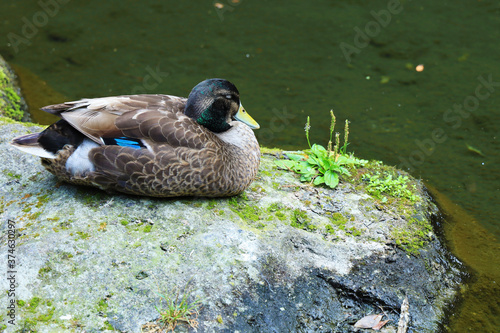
[{"x1": 11, "y1": 78, "x2": 261, "y2": 197}]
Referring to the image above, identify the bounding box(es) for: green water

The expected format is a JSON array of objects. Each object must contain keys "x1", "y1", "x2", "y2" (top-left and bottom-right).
[{"x1": 1, "y1": 0, "x2": 499, "y2": 331}]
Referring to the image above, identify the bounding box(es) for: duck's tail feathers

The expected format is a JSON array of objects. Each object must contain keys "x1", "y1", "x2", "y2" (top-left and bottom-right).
[{"x1": 10, "y1": 133, "x2": 56, "y2": 159}]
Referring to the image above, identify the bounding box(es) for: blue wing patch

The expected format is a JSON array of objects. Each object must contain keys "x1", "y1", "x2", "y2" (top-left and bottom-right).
[{"x1": 102, "y1": 137, "x2": 145, "y2": 149}]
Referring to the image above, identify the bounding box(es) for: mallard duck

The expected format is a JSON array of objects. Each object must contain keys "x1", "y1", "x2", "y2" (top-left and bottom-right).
[{"x1": 11, "y1": 78, "x2": 261, "y2": 197}]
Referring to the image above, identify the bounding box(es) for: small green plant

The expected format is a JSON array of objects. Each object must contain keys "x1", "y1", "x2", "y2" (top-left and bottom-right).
[
  {"x1": 275, "y1": 111, "x2": 366, "y2": 188},
  {"x1": 363, "y1": 172, "x2": 418, "y2": 202},
  {"x1": 154, "y1": 284, "x2": 202, "y2": 332}
]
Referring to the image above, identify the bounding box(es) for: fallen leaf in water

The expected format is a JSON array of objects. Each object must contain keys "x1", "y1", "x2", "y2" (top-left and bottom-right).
[{"x1": 465, "y1": 143, "x2": 485, "y2": 157}]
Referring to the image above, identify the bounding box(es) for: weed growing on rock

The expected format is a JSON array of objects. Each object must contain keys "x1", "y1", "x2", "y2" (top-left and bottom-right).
[
  {"x1": 149, "y1": 284, "x2": 202, "y2": 332},
  {"x1": 363, "y1": 172, "x2": 418, "y2": 202},
  {"x1": 275, "y1": 111, "x2": 366, "y2": 189}
]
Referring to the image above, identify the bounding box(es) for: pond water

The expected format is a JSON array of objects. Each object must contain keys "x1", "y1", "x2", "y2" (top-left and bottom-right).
[{"x1": 1, "y1": 0, "x2": 498, "y2": 331}]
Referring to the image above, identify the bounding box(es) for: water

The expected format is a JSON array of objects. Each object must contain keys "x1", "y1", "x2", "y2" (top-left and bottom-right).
[{"x1": 1, "y1": 0, "x2": 498, "y2": 331}]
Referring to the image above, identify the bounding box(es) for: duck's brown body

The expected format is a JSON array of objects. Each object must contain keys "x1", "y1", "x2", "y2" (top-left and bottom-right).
[{"x1": 11, "y1": 80, "x2": 261, "y2": 197}]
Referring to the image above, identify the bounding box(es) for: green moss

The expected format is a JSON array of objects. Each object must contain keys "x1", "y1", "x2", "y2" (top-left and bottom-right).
[
  {"x1": 36, "y1": 306, "x2": 55, "y2": 322},
  {"x1": 120, "y1": 219, "x2": 129, "y2": 226},
  {"x1": 38, "y1": 265, "x2": 52, "y2": 278},
  {"x1": 207, "y1": 200, "x2": 217, "y2": 210},
  {"x1": 238, "y1": 192, "x2": 249, "y2": 201},
  {"x1": 19, "y1": 318, "x2": 38, "y2": 332},
  {"x1": 266, "y1": 203, "x2": 289, "y2": 221},
  {"x1": 275, "y1": 211, "x2": 287, "y2": 221},
  {"x1": 76, "y1": 231, "x2": 91, "y2": 240},
  {"x1": 266, "y1": 203, "x2": 281, "y2": 212},
  {"x1": 392, "y1": 217, "x2": 433, "y2": 255},
  {"x1": 232, "y1": 204, "x2": 260, "y2": 222},
  {"x1": 61, "y1": 252, "x2": 73, "y2": 259},
  {"x1": 255, "y1": 222, "x2": 266, "y2": 229},
  {"x1": 78, "y1": 189, "x2": 108, "y2": 208},
  {"x1": 3, "y1": 170, "x2": 21, "y2": 179},
  {"x1": 324, "y1": 213, "x2": 350, "y2": 235},
  {"x1": 325, "y1": 224, "x2": 335, "y2": 235},
  {"x1": 291, "y1": 209, "x2": 316, "y2": 231},
  {"x1": 260, "y1": 147, "x2": 282, "y2": 154},
  {"x1": 260, "y1": 170, "x2": 273, "y2": 177},
  {"x1": 58, "y1": 221, "x2": 71, "y2": 230},
  {"x1": 27, "y1": 297, "x2": 42, "y2": 312},
  {"x1": 36, "y1": 194, "x2": 50, "y2": 208},
  {"x1": 103, "y1": 320, "x2": 114, "y2": 330},
  {"x1": 229, "y1": 197, "x2": 261, "y2": 222},
  {"x1": 347, "y1": 226, "x2": 362, "y2": 237},
  {"x1": 143, "y1": 224, "x2": 153, "y2": 233},
  {"x1": 330, "y1": 212, "x2": 347, "y2": 226},
  {"x1": 97, "y1": 298, "x2": 109, "y2": 313},
  {"x1": 15, "y1": 297, "x2": 56, "y2": 328},
  {"x1": 2, "y1": 87, "x2": 24, "y2": 121},
  {"x1": 251, "y1": 184, "x2": 263, "y2": 192},
  {"x1": 29, "y1": 211, "x2": 42, "y2": 219}
]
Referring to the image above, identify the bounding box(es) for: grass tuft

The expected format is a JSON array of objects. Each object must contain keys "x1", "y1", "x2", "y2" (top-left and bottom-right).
[{"x1": 151, "y1": 284, "x2": 202, "y2": 332}]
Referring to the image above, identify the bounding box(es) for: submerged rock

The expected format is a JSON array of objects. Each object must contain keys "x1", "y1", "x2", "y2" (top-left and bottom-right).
[{"x1": 0, "y1": 120, "x2": 465, "y2": 332}]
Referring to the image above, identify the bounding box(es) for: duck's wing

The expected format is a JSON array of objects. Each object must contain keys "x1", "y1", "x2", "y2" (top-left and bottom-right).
[
  {"x1": 42, "y1": 94, "x2": 187, "y2": 144},
  {"x1": 113, "y1": 107, "x2": 219, "y2": 151}
]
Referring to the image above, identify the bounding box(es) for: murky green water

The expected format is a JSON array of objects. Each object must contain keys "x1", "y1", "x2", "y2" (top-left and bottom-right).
[{"x1": 1, "y1": 0, "x2": 498, "y2": 331}]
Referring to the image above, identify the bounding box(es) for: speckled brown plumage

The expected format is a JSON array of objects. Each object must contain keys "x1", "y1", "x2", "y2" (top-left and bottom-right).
[{"x1": 13, "y1": 79, "x2": 261, "y2": 198}]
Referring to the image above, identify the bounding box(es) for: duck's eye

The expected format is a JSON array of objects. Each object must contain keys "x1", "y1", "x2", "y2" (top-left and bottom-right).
[{"x1": 225, "y1": 94, "x2": 232, "y2": 100}]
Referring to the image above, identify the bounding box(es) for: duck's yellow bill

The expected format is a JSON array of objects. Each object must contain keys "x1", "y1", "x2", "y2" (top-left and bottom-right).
[{"x1": 234, "y1": 103, "x2": 260, "y2": 129}]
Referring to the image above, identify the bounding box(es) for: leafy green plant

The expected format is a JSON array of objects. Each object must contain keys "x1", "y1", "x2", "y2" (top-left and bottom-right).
[
  {"x1": 363, "y1": 172, "x2": 418, "y2": 202},
  {"x1": 275, "y1": 111, "x2": 366, "y2": 188},
  {"x1": 154, "y1": 284, "x2": 202, "y2": 332}
]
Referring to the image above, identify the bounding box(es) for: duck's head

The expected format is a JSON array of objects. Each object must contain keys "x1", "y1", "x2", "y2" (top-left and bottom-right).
[{"x1": 185, "y1": 78, "x2": 260, "y2": 133}]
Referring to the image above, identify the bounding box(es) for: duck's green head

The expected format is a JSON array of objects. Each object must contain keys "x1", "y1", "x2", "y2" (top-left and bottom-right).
[{"x1": 185, "y1": 78, "x2": 260, "y2": 133}]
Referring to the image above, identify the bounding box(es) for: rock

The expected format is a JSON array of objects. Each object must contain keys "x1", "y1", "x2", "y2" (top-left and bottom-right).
[
  {"x1": 0, "y1": 55, "x2": 28, "y2": 121},
  {"x1": 0, "y1": 120, "x2": 465, "y2": 332}
]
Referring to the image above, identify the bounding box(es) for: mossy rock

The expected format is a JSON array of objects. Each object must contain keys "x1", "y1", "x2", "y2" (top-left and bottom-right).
[
  {"x1": 0, "y1": 118, "x2": 466, "y2": 333},
  {"x1": 0, "y1": 54, "x2": 28, "y2": 121}
]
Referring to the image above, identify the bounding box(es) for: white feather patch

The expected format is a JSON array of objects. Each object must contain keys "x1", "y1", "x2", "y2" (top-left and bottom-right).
[
  {"x1": 215, "y1": 121, "x2": 258, "y2": 151},
  {"x1": 65, "y1": 139, "x2": 100, "y2": 176},
  {"x1": 11, "y1": 144, "x2": 56, "y2": 159}
]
